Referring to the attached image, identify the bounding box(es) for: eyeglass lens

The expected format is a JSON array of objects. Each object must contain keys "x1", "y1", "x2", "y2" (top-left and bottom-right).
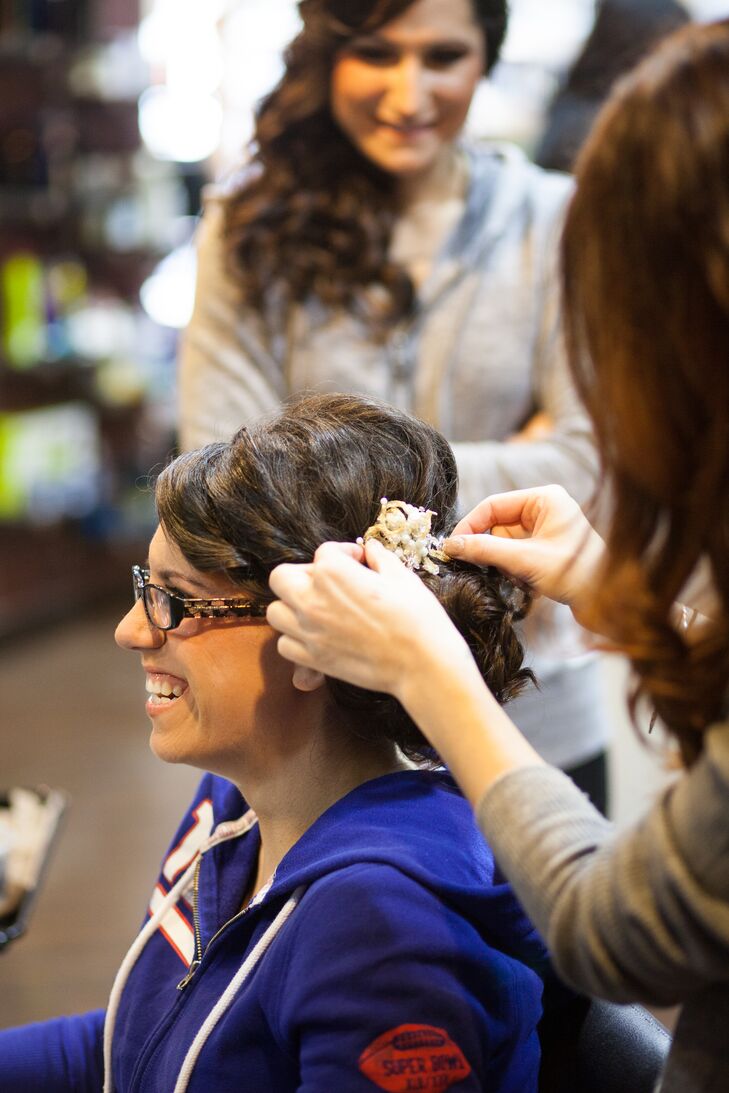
[
  {"x1": 144, "y1": 584, "x2": 174, "y2": 629},
  {"x1": 132, "y1": 567, "x2": 174, "y2": 630}
]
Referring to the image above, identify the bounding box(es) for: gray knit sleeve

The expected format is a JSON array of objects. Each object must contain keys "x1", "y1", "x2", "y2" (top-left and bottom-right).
[
  {"x1": 451, "y1": 170, "x2": 598, "y2": 511},
  {"x1": 477, "y1": 719, "x2": 729, "y2": 1006},
  {"x1": 178, "y1": 195, "x2": 285, "y2": 451}
]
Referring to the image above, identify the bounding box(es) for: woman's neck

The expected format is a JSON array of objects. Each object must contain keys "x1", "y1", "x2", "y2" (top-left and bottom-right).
[
  {"x1": 395, "y1": 145, "x2": 469, "y2": 210},
  {"x1": 390, "y1": 147, "x2": 469, "y2": 288},
  {"x1": 233, "y1": 724, "x2": 415, "y2": 901}
]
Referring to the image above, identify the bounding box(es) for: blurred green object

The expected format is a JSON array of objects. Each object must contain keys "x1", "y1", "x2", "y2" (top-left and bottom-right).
[
  {"x1": 1, "y1": 252, "x2": 47, "y2": 369},
  {"x1": 0, "y1": 402, "x2": 102, "y2": 522}
]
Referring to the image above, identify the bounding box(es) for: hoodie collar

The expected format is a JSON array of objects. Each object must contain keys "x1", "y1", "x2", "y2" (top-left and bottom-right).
[{"x1": 197, "y1": 770, "x2": 543, "y2": 970}]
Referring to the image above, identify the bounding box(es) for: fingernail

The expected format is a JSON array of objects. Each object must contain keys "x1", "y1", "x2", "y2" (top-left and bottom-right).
[{"x1": 444, "y1": 536, "x2": 464, "y2": 556}]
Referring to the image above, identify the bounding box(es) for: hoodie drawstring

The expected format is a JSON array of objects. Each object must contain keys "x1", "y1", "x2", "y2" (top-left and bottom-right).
[
  {"x1": 102, "y1": 859, "x2": 305, "y2": 1093},
  {"x1": 173, "y1": 884, "x2": 306, "y2": 1093},
  {"x1": 103, "y1": 854, "x2": 200, "y2": 1092}
]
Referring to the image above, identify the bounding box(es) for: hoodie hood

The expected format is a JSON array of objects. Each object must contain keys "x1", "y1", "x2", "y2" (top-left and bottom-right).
[{"x1": 199, "y1": 769, "x2": 545, "y2": 974}]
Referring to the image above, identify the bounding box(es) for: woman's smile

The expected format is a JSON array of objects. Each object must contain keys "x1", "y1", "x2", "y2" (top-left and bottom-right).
[
  {"x1": 377, "y1": 119, "x2": 438, "y2": 138},
  {"x1": 144, "y1": 670, "x2": 188, "y2": 715}
]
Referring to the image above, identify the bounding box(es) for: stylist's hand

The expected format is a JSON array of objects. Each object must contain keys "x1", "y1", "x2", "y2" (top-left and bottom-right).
[
  {"x1": 445, "y1": 485, "x2": 606, "y2": 618},
  {"x1": 268, "y1": 541, "x2": 471, "y2": 697}
]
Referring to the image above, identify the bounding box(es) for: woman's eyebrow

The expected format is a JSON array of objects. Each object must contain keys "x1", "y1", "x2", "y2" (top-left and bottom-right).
[
  {"x1": 155, "y1": 567, "x2": 209, "y2": 594},
  {"x1": 351, "y1": 32, "x2": 473, "y2": 49},
  {"x1": 350, "y1": 32, "x2": 391, "y2": 45}
]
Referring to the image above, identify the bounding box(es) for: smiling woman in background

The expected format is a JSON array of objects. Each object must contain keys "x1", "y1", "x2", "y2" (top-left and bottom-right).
[{"x1": 179, "y1": 0, "x2": 609, "y2": 807}]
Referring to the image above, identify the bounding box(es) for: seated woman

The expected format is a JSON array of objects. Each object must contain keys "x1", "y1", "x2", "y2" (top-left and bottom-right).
[{"x1": 0, "y1": 394, "x2": 544, "y2": 1093}]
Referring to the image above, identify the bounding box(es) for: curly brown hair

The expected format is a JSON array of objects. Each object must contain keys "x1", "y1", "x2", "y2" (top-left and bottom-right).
[
  {"x1": 561, "y1": 19, "x2": 729, "y2": 764},
  {"x1": 223, "y1": 0, "x2": 508, "y2": 334},
  {"x1": 155, "y1": 393, "x2": 532, "y2": 762}
]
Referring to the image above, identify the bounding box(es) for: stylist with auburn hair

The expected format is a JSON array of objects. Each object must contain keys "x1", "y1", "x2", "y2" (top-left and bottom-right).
[
  {"x1": 267, "y1": 20, "x2": 729, "y2": 1093},
  {"x1": 179, "y1": 0, "x2": 611, "y2": 807}
]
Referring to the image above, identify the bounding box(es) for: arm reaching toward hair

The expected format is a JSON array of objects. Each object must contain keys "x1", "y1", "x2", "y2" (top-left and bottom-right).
[{"x1": 268, "y1": 518, "x2": 729, "y2": 1014}]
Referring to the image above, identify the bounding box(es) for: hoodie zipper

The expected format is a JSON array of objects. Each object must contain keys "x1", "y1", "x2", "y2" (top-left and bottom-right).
[
  {"x1": 176, "y1": 856, "x2": 203, "y2": 990},
  {"x1": 176, "y1": 851, "x2": 260, "y2": 992}
]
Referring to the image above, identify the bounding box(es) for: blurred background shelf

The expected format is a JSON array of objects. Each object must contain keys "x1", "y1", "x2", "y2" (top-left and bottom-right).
[
  {"x1": 0, "y1": 0, "x2": 185, "y2": 638},
  {"x1": 0, "y1": 522, "x2": 135, "y2": 642}
]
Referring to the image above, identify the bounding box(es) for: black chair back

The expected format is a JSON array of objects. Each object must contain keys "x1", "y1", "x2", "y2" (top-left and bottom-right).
[{"x1": 538, "y1": 993, "x2": 671, "y2": 1093}]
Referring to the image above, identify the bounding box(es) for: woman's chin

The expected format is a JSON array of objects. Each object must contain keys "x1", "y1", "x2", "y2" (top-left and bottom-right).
[
  {"x1": 358, "y1": 135, "x2": 444, "y2": 180},
  {"x1": 148, "y1": 726, "x2": 191, "y2": 767},
  {"x1": 376, "y1": 151, "x2": 439, "y2": 179}
]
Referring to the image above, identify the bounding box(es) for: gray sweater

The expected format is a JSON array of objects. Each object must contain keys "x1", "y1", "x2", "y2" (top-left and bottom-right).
[
  {"x1": 478, "y1": 717, "x2": 729, "y2": 1092},
  {"x1": 179, "y1": 143, "x2": 606, "y2": 767}
]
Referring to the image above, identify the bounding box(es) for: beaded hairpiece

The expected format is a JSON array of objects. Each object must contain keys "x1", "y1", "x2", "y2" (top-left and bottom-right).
[{"x1": 358, "y1": 498, "x2": 449, "y2": 575}]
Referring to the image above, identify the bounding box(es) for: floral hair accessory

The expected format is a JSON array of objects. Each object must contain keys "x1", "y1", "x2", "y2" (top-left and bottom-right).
[{"x1": 358, "y1": 498, "x2": 449, "y2": 575}]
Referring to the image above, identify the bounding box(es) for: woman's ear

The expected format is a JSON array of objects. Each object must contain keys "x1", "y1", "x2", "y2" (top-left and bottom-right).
[{"x1": 292, "y1": 665, "x2": 326, "y2": 692}]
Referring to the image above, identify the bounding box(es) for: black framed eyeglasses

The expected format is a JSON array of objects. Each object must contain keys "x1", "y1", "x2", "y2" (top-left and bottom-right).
[{"x1": 132, "y1": 565, "x2": 267, "y2": 631}]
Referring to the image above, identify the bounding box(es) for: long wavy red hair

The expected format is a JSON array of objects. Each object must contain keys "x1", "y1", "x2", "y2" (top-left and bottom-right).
[{"x1": 562, "y1": 19, "x2": 729, "y2": 763}]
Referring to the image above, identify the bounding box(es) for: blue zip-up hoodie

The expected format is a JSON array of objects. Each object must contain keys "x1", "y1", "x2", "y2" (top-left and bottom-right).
[{"x1": 0, "y1": 770, "x2": 545, "y2": 1092}]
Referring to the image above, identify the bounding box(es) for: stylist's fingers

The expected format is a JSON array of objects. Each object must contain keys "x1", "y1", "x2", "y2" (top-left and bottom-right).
[
  {"x1": 451, "y1": 490, "x2": 541, "y2": 537},
  {"x1": 444, "y1": 530, "x2": 538, "y2": 581},
  {"x1": 270, "y1": 543, "x2": 367, "y2": 610},
  {"x1": 269, "y1": 561, "x2": 313, "y2": 604},
  {"x1": 266, "y1": 598, "x2": 305, "y2": 641},
  {"x1": 362, "y1": 538, "x2": 419, "y2": 580},
  {"x1": 313, "y1": 540, "x2": 365, "y2": 564},
  {"x1": 275, "y1": 632, "x2": 319, "y2": 670},
  {"x1": 452, "y1": 485, "x2": 577, "y2": 539}
]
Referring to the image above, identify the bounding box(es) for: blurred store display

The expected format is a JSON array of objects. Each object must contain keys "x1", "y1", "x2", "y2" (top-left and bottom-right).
[{"x1": 0, "y1": 0, "x2": 186, "y2": 638}]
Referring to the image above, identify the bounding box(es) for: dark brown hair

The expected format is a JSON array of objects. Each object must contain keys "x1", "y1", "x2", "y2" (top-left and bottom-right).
[
  {"x1": 562, "y1": 19, "x2": 729, "y2": 763},
  {"x1": 156, "y1": 393, "x2": 531, "y2": 761},
  {"x1": 222, "y1": 0, "x2": 508, "y2": 334}
]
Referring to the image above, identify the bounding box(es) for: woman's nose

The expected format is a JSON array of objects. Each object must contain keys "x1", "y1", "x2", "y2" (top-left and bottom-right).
[
  {"x1": 115, "y1": 598, "x2": 165, "y2": 652},
  {"x1": 385, "y1": 55, "x2": 431, "y2": 119}
]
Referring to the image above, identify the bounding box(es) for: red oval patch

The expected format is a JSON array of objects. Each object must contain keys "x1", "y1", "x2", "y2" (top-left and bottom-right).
[{"x1": 359, "y1": 1023, "x2": 472, "y2": 1092}]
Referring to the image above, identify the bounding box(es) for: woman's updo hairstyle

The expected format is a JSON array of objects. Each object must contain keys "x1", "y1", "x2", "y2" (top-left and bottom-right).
[
  {"x1": 156, "y1": 394, "x2": 531, "y2": 762},
  {"x1": 224, "y1": 0, "x2": 508, "y2": 333}
]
